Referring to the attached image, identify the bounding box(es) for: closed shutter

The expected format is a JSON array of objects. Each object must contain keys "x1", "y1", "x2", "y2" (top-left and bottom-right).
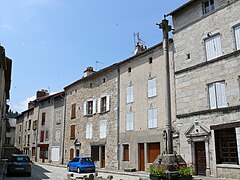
[
  {"x1": 148, "y1": 109, "x2": 153, "y2": 128},
  {"x1": 126, "y1": 86, "x2": 133, "y2": 103},
  {"x1": 123, "y1": 144, "x2": 129, "y2": 161},
  {"x1": 148, "y1": 80, "x2": 153, "y2": 97},
  {"x1": 148, "y1": 78, "x2": 156, "y2": 97},
  {"x1": 216, "y1": 82, "x2": 227, "y2": 108},
  {"x1": 126, "y1": 112, "x2": 133, "y2": 131},
  {"x1": 235, "y1": 25, "x2": 240, "y2": 50},
  {"x1": 98, "y1": 98, "x2": 101, "y2": 113},
  {"x1": 106, "y1": 95, "x2": 110, "y2": 111},
  {"x1": 208, "y1": 84, "x2": 217, "y2": 109},
  {"x1": 40, "y1": 130, "x2": 44, "y2": 142},
  {"x1": 70, "y1": 125, "x2": 75, "y2": 139},
  {"x1": 153, "y1": 109, "x2": 157, "y2": 128},
  {"x1": 71, "y1": 103, "x2": 76, "y2": 118},
  {"x1": 100, "y1": 120, "x2": 107, "y2": 139},
  {"x1": 86, "y1": 123, "x2": 92, "y2": 139},
  {"x1": 205, "y1": 35, "x2": 222, "y2": 60}
]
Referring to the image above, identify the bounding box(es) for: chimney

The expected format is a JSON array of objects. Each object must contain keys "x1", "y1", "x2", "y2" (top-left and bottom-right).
[
  {"x1": 134, "y1": 42, "x2": 147, "y2": 55},
  {"x1": 28, "y1": 101, "x2": 36, "y2": 109},
  {"x1": 83, "y1": 66, "x2": 94, "y2": 77},
  {"x1": 36, "y1": 89, "x2": 49, "y2": 99}
]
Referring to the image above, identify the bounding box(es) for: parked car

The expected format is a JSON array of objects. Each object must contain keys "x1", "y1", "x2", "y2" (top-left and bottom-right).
[
  {"x1": 67, "y1": 156, "x2": 95, "y2": 173},
  {"x1": 6, "y1": 154, "x2": 32, "y2": 177}
]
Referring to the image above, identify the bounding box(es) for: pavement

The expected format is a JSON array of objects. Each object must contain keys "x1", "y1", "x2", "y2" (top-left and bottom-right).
[{"x1": 0, "y1": 159, "x2": 6, "y2": 180}]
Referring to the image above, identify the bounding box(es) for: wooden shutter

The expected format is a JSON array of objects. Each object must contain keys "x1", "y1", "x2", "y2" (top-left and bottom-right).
[
  {"x1": 42, "y1": 113, "x2": 46, "y2": 125},
  {"x1": 216, "y1": 81, "x2": 227, "y2": 108},
  {"x1": 235, "y1": 25, "x2": 240, "y2": 50},
  {"x1": 71, "y1": 103, "x2": 76, "y2": 118},
  {"x1": 205, "y1": 35, "x2": 222, "y2": 60},
  {"x1": 123, "y1": 144, "x2": 129, "y2": 161},
  {"x1": 40, "y1": 130, "x2": 44, "y2": 142},
  {"x1": 106, "y1": 95, "x2": 110, "y2": 111},
  {"x1": 70, "y1": 125, "x2": 75, "y2": 139},
  {"x1": 208, "y1": 83, "x2": 217, "y2": 109},
  {"x1": 45, "y1": 130, "x2": 49, "y2": 140}
]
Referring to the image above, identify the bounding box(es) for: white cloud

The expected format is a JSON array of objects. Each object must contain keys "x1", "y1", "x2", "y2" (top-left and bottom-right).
[
  {"x1": 12, "y1": 95, "x2": 36, "y2": 113},
  {"x1": 1, "y1": 21, "x2": 13, "y2": 30}
]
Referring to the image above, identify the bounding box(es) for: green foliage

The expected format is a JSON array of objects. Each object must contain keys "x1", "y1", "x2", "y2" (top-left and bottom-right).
[
  {"x1": 176, "y1": 165, "x2": 193, "y2": 177},
  {"x1": 148, "y1": 164, "x2": 166, "y2": 177},
  {"x1": 7, "y1": 109, "x2": 19, "y2": 118}
]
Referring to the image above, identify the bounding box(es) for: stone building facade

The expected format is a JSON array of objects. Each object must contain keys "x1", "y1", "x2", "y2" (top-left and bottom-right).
[
  {"x1": 0, "y1": 46, "x2": 12, "y2": 158},
  {"x1": 118, "y1": 42, "x2": 175, "y2": 171},
  {"x1": 64, "y1": 66, "x2": 119, "y2": 169},
  {"x1": 170, "y1": 0, "x2": 240, "y2": 178}
]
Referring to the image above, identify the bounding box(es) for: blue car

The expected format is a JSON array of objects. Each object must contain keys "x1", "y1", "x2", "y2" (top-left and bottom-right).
[{"x1": 67, "y1": 156, "x2": 95, "y2": 173}]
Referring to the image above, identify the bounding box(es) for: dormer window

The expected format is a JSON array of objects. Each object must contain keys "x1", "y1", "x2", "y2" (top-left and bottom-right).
[{"x1": 203, "y1": 0, "x2": 214, "y2": 15}]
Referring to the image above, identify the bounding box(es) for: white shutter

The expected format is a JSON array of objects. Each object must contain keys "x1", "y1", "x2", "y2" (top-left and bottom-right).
[
  {"x1": 130, "y1": 86, "x2": 133, "y2": 103},
  {"x1": 90, "y1": 123, "x2": 92, "y2": 139},
  {"x1": 83, "y1": 102, "x2": 87, "y2": 116},
  {"x1": 235, "y1": 25, "x2": 240, "y2": 50},
  {"x1": 106, "y1": 95, "x2": 110, "y2": 111},
  {"x1": 100, "y1": 120, "x2": 107, "y2": 139},
  {"x1": 126, "y1": 112, "x2": 133, "y2": 131},
  {"x1": 148, "y1": 109, "x2": 153, "y2": 128},
  {"x1": 98, "y1": 98, "x2": 101, "y2": 113},
  {"x1": 93, "y1": 100, "x2": 96, "y2": 114},
  {"x1": 130, "y1": 112, "x2": 133, "y2": 130},
  {"x1": 205, "y1": 35, "x2": 222, "y2": 60},
  {"x1": 126, "y1": 87, "x2": 130, "y2": 103},
  {"x1": 86, "y1": 124, "x2": 89, "y2": 139},
  {"x1": 153, "y1": 109, "x2": 157, "y2": 128},
  {"x1": 152, "y1": 78, "x2": 156, "y2": 96},
  {"x1": 208, "y1": 84, "x2": 217, "y2": 109},
  {"x1": 148, "y1": 80, "x2": 152, "y2": 97},
  {"x1": 216, "y1": 82, "x2": 227, "y2": 108}
]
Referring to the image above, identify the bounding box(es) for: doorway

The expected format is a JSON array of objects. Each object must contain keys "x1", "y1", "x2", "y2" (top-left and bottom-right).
[
  {"x1": 139, "y1": 143, "x2": 145, "y2": 171},
  {"x1": 195, "y1": 142, "x2": 206, "y2": 175},
  {"x1": 101, "y1": 146, "x2": 105, "y2": 168}
]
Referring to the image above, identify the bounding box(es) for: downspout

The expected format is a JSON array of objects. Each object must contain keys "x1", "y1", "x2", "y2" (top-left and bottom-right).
[
  {"x1": 117, "y1": 65, "x2": 120, "y2": 170},
  {"x1": 61, "y1": 93, "x2": 66, "y2": 164},
  {"x1": 35, "y1": 106, "x2": 40, "y2": 162}
]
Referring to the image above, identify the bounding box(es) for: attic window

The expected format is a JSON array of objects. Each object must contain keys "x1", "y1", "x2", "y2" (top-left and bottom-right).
[
  {"x1": 149, "y1": 57, "x2": 153, "y2": 64},
  {"x1": 203, "y1": 0, "x2": 214, "y2": 14},
  {"x1": 186, "y1": 53, "x2": 191, "y2": 60},
  {"x1": 102, "y1": 78, "x2": 106, "y2": 83},
  {"x1": 90, "y1": 83, "x2": 93, "y2": 88},
  {"x1": 128, "y1": 67, "x2": 131, "y2": 73}
]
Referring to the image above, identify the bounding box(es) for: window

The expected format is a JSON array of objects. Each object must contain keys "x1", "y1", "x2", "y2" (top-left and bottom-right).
[
  {"x1": 205, "y1": 34, "x2": 222, "y2": 60},
  {"x1": 33, "y1": 120, "x2": 37, "y2": 130},
  {"x1": 123, "y1": 144, "x2": 129, "y2": 161},
  {"x1": 186, "y1": 53, "x2": 191, "y2": 60},
  {"x1": 91, "y1": 146, "x2": 99, "y2": 161},
  {"x1": 128, "y1": 67, "x2": 131, "y2": 73},
  {"x1": 149, "y1": 57, "x2": 153, "y2": 64},
  {"x1": 71, "y1": 103, "x2": 76, "y2": 119},
  {"x1": 20, "y1": 124, "x2": 22, "y2": 132},
  {"x1": 234, "y1": 25, "x2": 240, "y2": 50},
  {"x1": 70, "y1": 125, "x2": 75, "y2": 139},
  {"x1": 100, "y1": 120, "x2": 107, "y2": 139},
  {"x1": 27, "y1": 134, "x2": 30, "y2": 144},
  {"x1": 28, "y1": 120, "x2": 31, "y2": 130},
  {"x1": 86, "y1": 122, "x2": 92, "y2": 139},
  {"x1": 45, "y1": 130, "x2": 49, "y2": 141},
  {"x1": 148, "y1": 108, "x2": 157, "y2": 129},
  {"x1": 148, "y1": 78, "x2": 157, "y2": 98},
  {"x1": 41, "y1": 112, "x2": 46, "y2": 125},
  {"x1": 126, "y1": 112, "x2": 134, "y2": 131},
  {"x1": 19, "y1": 136, "x2": 21, "y2": 144},
  {"x1": 5, "y1": 137, "x2": 11, "y2": 144},
  {"x1": 203, "y1": 0, "x2": 214, "y2": 14},
  {"x1": 25, "y1": 121, "x2": 27, "y2": 131},
  {"x1": 208, "y1": 81, "x2": 227, "y2": 109},
  {"x1": 84, "y1": 100, "x2": 96, "y2": 116},
  {"x1": 215, "y1": 128, "x2": 238, "y2": 164},
  {"x1": 55, "y1": 129, "x2": 61, "y2": 142},
  {"x1": 126, "y1": 86, "x2": 133, "y2": 103},
  {"x1": 56, "y1": 109, "x2": 62, "y2": 124},
  {"x1": 40, "y1": 130, "x2": 44, "y2": 142},
  {"x1": 98, "y1": 96, "x2": 110, "y2": 113}
]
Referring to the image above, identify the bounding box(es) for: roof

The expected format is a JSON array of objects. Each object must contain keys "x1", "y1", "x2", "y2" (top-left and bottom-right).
[
  {"x1": 64, "y1": 40, "x2": 172, "y2": 90},
  {"x1": 168, "y1": 0, "x2": 196, "y2": 15}
]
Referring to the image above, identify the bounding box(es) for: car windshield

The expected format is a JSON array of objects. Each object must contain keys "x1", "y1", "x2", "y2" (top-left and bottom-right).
[{"x1": 11, "y1": 156, "x2": 30, "y2": 162}]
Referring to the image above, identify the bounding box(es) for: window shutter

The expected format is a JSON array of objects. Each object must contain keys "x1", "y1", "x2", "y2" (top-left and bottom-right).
[
  {"x1": 106, "y1": 95, "x2": 110, "y2": 111},
  {"x1": 90, "y1": 123, "x2": 92, "y2": 139},
  {"x1": 152, "y1": 78, "x2": 156, "y2": 96},
  {"x1": 148, "y1": 109, "x2": 153, "y2": 128},
  {"x1": 205, "y1": 35, "x2": 222, "y2": 60},
  {"x1": 130, "y1": 112, "x2": 133, "y2": 130},
  {"x1": 100, "y1": 120, "x2": 107, "y2": 139},
  {"x1": 130, "y1": 86, "x2": 133, "y2": 103},
  {"x1": 126, "y1": 87, "x2": 130, "y2": 103},
  {"x1": 93, "y1": 99, "x2": 96, "y2": 114},
  {"x1": 83, "y1": 102, "x2": 87, "y2": 116},
  {"x1": 216, "y1": 82, "x2": 227, "y2": 108},
  {"x1": 86, "y1": 124, "x2": 89, "y2": 139},
  {"x1": 208, "y1": 84, "x2": 217, "y2": 109},
  {"x1": 148, "y1": 80, "x2": 152, "y2": 97},
  {"x1": 98, "y1": 98, "x2": 101, "y2": 113},
  {"x1": 235, "y1": 26, "x2": 240, "y2": 50},
  {"x1": 153, "y1": 109, "x2": 157, "y2": 128}
]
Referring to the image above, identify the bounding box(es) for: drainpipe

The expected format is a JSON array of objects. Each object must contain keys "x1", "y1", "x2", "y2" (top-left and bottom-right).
[
  {"x1": 35, "y1": 106, "x2": 40, "y2": 162},
  {"x1": 117, "y1": 65, "x2": 120, "y2": 170},
  {"x1": 61, "y1": 93, "x2": 66, "y2": 165}
]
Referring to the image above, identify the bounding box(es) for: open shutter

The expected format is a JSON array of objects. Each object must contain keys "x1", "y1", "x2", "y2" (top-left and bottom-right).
[
  {"x1": 83, "y1": 102, "x2": 87, "y2": 116},
  {"x1": 93, "y1": 99, "x2": 96, "y2": 114},
  {"x1": 216, "y1": 82, "x2": 227, "y2": 108},
  {"x1": 235, "y1": 26, "x2": 240, "y2": 50},
  {"x1": 106, "y1": 95, "x2": 110, "y2": 111},
  {"x1": 208, "y1": 84, "x2": 217, "y2": 109},
  {"x1": 98, "y1": 98, "x2": 101, "y2": 113}
]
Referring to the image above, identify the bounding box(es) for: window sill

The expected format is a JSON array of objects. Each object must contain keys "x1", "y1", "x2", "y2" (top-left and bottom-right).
[
  {"x1": 216, "y1": 164, "x2": 240, "y2": 169},
  {"x1": 99, "y1": 110, "x2": 109, "y2": 114},
  {"x1": 70, "y1": 137, "x2": 75, "y2": 140}
]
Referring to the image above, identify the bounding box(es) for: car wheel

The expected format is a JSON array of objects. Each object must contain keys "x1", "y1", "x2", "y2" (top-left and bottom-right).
[{"x1": 77, "y1": 167, "x2": 81, "y2": 173}]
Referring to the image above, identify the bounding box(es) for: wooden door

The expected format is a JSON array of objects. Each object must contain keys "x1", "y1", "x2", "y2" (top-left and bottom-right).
[
  {"x1": 195, "y1": 142, "x2": 206, "y2": 175},
  {"x1": 101, "y1": 146, "x2": 105, "y2": 168},
  {"x1": 70, "y1": 148, "x2": 74, "y2": 160},
  {"x1": 139, "y1": 143, "x2": 145, "y2": 171},
  {"x1": 148, "y1": 143, "x2": 160, "y2": 163}
]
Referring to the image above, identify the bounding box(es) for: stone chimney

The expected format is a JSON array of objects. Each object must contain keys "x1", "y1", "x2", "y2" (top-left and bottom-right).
[
  {"x1": 83, "y1": 66, "x2": 94, "y2": 77},
  {"x1": 36, "y1": 89, "x2": 49, "y2": 99},
  {"x1": 134, "y1": 42, "x2": 147, "y2": 55}
]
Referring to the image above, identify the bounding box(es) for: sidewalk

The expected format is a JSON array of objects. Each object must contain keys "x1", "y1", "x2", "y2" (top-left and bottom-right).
[{"x1": 0, "y1": 160, "x2": 6, "y2": 180}]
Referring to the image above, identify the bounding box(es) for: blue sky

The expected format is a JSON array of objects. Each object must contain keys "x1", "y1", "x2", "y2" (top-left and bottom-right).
[{"x1": 0, "y1": 0, "x2": 187, "y2": 112}]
